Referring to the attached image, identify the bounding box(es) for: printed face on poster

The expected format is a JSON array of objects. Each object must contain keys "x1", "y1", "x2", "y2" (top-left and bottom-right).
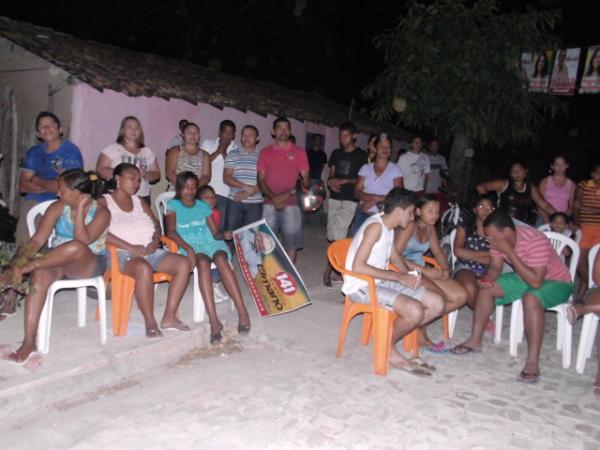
[
  {"x1": 580, "y1": 46, "x2": 600, "y2": 94},
  {"x1": 549, "y1": 48, "x2": 581, "y2": 96},
  {"x1": 523, "y1": 51, "x2": 554, "y2": 93}
]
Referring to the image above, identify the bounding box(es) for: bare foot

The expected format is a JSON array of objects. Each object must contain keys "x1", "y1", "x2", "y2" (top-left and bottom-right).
[
  {"x1": 210, "y1": 321, "x2": 224, "y2": 344},
  {"x1": 146, "y1": 328, "x2": 163, "y2": 338},
  {"x1": 8, "y1": 343, "x2": 37, "y2": 363},
  {"x1": 160, "y1": 320, "x2": 190, "y2": 332}
]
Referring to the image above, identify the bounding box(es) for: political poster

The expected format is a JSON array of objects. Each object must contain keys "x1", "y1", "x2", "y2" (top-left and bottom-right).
[
  {"x1": 526, "y1": 51, "x2": 554, "y2": 93},
  {"x1": 549, "y1": 48, "x2": 581, "y2": 95},
  {"x1": 233, "y1": 219, "x2": 312, "y2": 317},
  {"x1": 579, "y1": 46, "x2": 600, "y2": 94}
]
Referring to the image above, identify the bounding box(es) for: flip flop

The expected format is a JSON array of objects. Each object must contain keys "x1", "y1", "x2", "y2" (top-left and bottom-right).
[
  {"x1": 409, "y1": 357, "x2": 437, "y2": 371},
  {"x1": 393, "y1": 361, "x2": 432, "y2": 378},
  {"x1": 517, "y1": 370, "x2": 540, "y2": 384},
  {"x1": 450, "y1": 344, "x2": 481, "y2": 355},
  {"x1": 5, "y1": 351, "x2": 39, "y2": 366},
  {"x1": 565, "y1": 305, "x2": 578, "y2": 326},
  {"x1": 161, "y1": 322, "x2": 191, "y2": 332},
  {"x1": 0, "y1": 311, "x2": 16, "y2": 319},
  {"x1": 237, "y1": 324, "x2": 251, "y2": 335},
  {"x1": 210, "y1": 331, "x2": 223, "y2": 345},
  {"x1": 146, "y1": 328, "x2": 164, "y2": 338},
  {"x1": 424, "y1": 341, "x2": 450, "y2": 354}
]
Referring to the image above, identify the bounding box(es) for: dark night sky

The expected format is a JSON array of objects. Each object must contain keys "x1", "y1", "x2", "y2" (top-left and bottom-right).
[{"x1": 1, "y1": 0, "x2": 598, "y2": 177}]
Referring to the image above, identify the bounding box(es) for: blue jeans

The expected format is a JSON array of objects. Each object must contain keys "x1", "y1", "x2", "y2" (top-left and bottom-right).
[
  {"x1": 226, "y1": 200, "x2": 263, "y2": 231},
  {"x1": 262, "y1": 204, "x2": 303, "y2": 250}
]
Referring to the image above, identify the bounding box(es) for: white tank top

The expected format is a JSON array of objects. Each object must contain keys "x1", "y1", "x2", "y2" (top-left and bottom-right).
[
  {"x1": 103, "y1": 194, "x2": 155, "y2": 246},
  {"x1": 342, "y1": 213, "x2": 393, "y2": 294}
]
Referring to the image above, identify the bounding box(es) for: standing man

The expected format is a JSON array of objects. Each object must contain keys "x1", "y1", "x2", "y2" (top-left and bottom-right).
[
  {"x1": 452, "y1": 211, "x2": 573, "y2": 384},
  {"x1": 307, "y1": 134, "x2": 327, "y2": 182},
  {"x1": 224, "y1": 125, "x2": 263, "y2": 230},
  {"x1": 323, "y1": 121, "x2": 368, "y2": 286},
  {"x1": 2, "y1": 111, "x2": 83, "y2": 319},
  {"x1": 425, "y1": 138, "x2": 448, "y2": 194},
  {"x1": 257, "y1": 117, "x2": 310, "y2": 263},
  {"x1": 397, "y1": 136, "x2": 430, "y2": 195},
  {"x1": 201, "y1": 119, "x2": 238, "y2": 229}
]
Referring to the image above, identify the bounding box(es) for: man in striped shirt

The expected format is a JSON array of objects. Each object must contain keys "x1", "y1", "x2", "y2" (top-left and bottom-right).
[
  {"x1": 452, "y1": 211, "x2": 573, "y2": 384},
  {"x1": 223, "y1": 125, "x2": 263, "y2": 231}
]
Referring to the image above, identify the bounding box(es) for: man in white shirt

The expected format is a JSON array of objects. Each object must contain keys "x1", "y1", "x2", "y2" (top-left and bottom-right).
[
  {"x1": 397, "y1": 136, "x2": 430, "y2": 194},
  {"x1": 425, "y1": 138, "x2": 448, "y2": 194},
  {"x1": 201, "y1": 119, "x2": 239, "y2": 229}
]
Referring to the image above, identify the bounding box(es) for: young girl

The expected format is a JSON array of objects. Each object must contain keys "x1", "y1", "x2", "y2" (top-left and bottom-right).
[
  {"x1": 166, "y1": 172, "x2": 251, "y2": 344},
  {"x1": 395, "y1": 194, "x2": 468, "y2": 351},
  {"x1": 453, "y1": 196, "x2": 495, "y2": 334},
  {"x1": 3, "y1": 169, "x2": 110, "y2": 363}
]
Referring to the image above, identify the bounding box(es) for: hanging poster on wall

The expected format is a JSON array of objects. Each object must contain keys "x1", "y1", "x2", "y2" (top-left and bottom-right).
[
  {"x1": 528, "y1": 51, "x2": 554, "y2": 93},
  {"x1": 549, "y1": 48, "x2": 581, "y2": 95},
  {"x1": 579, "y1": 46, "x2": 600, "y2": 94}
]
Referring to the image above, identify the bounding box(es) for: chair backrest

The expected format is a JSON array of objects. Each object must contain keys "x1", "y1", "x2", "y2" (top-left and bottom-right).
[
  {"x1": 449, "y1": 229, "x2": 457, "y2": 267},
  {"x1": 155, "y1": 191, "x2": 175, "y2": 235},
  {"x1": 537, "y1": 223, "x2": 551, "y2": 233},
  {"x1": 327, "y1": 239, "x2": 352, "y2": 274},
  {"x1": 26, "y1": 199, "x2": 56, "y2": 246},
  {"x1": 589, "y1": 243, "x2": 600, "y2": 289},
  {"x1": 543, "y1": 231, "x2": 580, "y2": 282}
]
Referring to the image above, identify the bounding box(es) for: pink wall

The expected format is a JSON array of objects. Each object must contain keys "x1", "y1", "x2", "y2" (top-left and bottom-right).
[{"x1": 70, "y1": 83, "x2": 397, "y2": 172}]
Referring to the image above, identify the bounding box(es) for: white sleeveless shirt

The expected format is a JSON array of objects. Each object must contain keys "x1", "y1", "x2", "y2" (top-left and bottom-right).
[{"x1": 342, "y1": 213, "x2": 394, "y2": 294}]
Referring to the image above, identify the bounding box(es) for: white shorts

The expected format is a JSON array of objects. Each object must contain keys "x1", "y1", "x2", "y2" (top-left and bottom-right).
[{"x1": 348, "y1": 280, "x2": 426, "y2": 309}]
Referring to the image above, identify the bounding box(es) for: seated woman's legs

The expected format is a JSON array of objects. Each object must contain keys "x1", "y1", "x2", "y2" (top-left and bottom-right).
[
  {"x1": 155, "y1": 253, "x2": 192, "y2": 331},
  {"x1": 10, "y1": 241, "x2": 98, "y2": 361},
  {"x1": 213, "y1": 251, "x2": 250, "y2": 330},
  {"x1": 195, "y1": 253, "x2": 222, "y2": 337},
  {"x1": 428, "y1": 277, "x2": 468, "y2": 314},
  {"x1": 454, "y1": 269, "x2": 478, "y2": 309},
  {"x1": 122, "y1": 258, "x2": 160, "y2": 336}
]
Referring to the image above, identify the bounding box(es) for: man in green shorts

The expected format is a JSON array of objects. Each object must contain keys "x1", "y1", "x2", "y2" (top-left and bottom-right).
[{"x1": 452, "y1": 211, "x2": 573, "y2": 383}]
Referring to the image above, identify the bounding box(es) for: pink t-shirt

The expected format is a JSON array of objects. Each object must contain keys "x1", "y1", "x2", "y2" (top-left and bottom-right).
[
  {"x1": 490, "y1": 225, "x2": 571, "y2": 282},
  {"x1": 257, "y1": 143, "x2": 309, "y2": 206},
  {"x1": 543, "y1": 176, "x2": 574, "y2": 213}
]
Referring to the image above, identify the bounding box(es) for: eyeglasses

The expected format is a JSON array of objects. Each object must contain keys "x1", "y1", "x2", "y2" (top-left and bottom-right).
[{"x1": 477, "y1": 205, "x2": 495, "y2": 210}]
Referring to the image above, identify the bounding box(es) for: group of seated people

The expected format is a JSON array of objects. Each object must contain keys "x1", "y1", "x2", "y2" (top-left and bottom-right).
[{"x1": 342, "y1": 186, "x2": 600, "y2": 392}]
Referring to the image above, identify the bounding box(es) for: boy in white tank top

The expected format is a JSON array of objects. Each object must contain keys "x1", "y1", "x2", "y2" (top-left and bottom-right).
[{"x1": 343, "y1": 187, "x2": 445, "y2": 374}]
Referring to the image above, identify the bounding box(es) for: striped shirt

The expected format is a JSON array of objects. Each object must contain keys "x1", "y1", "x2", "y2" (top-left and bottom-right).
[
  {"x1": 490, "y1": 225, "x2": 570, "y2": 282},
  {"x1": 224, "y1": 147, "x2": 263, "y2": 204},
  {"x1": 578, "y1": 180, "x2": 600, "y2": 225}
]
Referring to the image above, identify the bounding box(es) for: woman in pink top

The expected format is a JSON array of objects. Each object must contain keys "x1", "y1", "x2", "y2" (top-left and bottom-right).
[
  {"x1": 539, "y1": 155, "x2": 576, "y2": 222},
  {"x1": 99, "y1": 163, "x2": 192, "y2": 337}
]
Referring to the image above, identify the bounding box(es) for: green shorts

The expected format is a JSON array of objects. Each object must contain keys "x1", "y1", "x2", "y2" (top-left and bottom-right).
[{"x1": 495, "y1": 272, "x2": 573, "y2": 309}]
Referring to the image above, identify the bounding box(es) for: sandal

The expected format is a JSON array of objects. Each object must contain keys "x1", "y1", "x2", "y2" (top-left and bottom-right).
[
  {"x1": 565, "y1": 305, "x2": 578, "y2": 326},
  {"x1": 424, "y1": 341, "x2": 450, "y2": 354},
  {"x1": 210, "y1": 331, "x2": 223, "y2": 345},
  {"x1": 450, "y1": 344, "x2": 481, "y2": 355},
  {"x1": 517, "y1": 370, "x2": 540, "y2": 384},
  {"x1": 237, "y1": 323, "x2": 251, "y2": 335},
  {"x1": 146, "y1": 328, "x2": 163, "y2": 338},
  {"x1": 409, "y1": 357, "x2": 436, "y2": 371},
  {"x1": 392, "y1": 360, "x2": 432, "y2": 377}
]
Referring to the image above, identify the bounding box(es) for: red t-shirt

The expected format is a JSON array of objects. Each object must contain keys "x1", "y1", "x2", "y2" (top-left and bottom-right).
[
  {"x1": 257, "y1": 143, "x2": 309, "y2": 206},
  {"x1": 490, "y1": 225, "x2": 571, "y2": 282},
  {"x1": 211, "y1": 208, "x2": 221, "y2": 227}
]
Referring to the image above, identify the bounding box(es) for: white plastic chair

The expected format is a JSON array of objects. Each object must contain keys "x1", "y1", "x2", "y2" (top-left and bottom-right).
[
  {"x1": 156, "y1": 191, "x2": 234, "y2": 323},
  {"x1": 26, "y1": 200, "x2": 107, "y2": 354},
  {"x1": 537, "y1": 223, "x2": 582, "y2": 244},
  {"x1": 507, "y1": 232, "x2": 579, "y2": 368},
  {"x1": 575, "y1": 243, "x2": 600, "y2": 374},
  {"x1": 445, "y1": 229, "x2": 458, "y2": 338}
]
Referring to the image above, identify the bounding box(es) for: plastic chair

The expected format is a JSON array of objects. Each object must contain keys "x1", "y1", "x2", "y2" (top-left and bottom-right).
[
  {"x1": 328, "y1": 239, "x2": 419, "y2": 376},
  {"x1": 26, "y1": 200, "x2": 107, "y2": 353},
  {"x1": 421, "y1": 255, "x2": 456, "y2": 340},
  {"x1": 537, "y1": 223, "x2": 582, "y2": 244},
  {"x1": 575, "y1": 243, "x2": 600, "y2": 374},
  {"x1": 155, "y1": 191, "x2": 233, "y2": 323},
  {"x1": 108, "y1": 238, "x2": 175, "y2": 336},
  {"x1": 507, "y1": 232, "x2": 579, "y2": 368}
]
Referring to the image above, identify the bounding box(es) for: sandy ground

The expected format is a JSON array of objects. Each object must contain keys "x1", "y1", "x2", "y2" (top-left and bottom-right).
[{"x1": 0, "y1": 220, "x2": 599, "y2": 449}]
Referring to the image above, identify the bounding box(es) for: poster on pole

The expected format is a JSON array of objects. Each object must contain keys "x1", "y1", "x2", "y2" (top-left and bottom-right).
[
  {"x1": 527, "y1": 51, "x2": 554, "y2": 93},
  {"x1": 579, "y1": 46, "x2": 600, "y2": 94},
  {"x1": 549, "y1": 48, "x2": 581, "y2": 95},
  {"x1": 233, "y1": 219, "x2": 312, "y2": 317}
]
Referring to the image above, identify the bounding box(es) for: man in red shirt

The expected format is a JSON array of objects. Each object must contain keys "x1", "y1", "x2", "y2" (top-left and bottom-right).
[
  {"x1": 452, "y1": 211, "x2": 573, "y2": 384},
  {"x1": 257, "y1": 117, "x2": 310, "y2": 262}
]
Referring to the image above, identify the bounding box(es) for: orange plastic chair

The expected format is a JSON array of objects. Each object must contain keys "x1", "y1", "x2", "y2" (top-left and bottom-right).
[
  {"x1": 107, "y1": 237, "x2": 176, "y2": 336},
  {"x1": 422, "y1": 256, "x2": 451, "y2": 340},
  {"x1": 328, "y1": 239, "x2": 419, "y2": 376}
]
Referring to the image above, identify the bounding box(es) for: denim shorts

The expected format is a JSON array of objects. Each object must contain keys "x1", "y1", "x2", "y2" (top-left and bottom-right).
[
  {"x1": 262, "y1": 204, "x2": 303, "y2": 250},
  {"x1": 114, "y1": 248, "x2": 170, "y2": 272},
  {"x1": 348, "y1": 280, "x2": 426, "y2": 310},
  {"x1": 226, "y1": 200, "x2": 263, "y2": 231}
]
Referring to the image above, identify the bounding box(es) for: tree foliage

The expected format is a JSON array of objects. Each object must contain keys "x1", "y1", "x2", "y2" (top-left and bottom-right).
[{"x1": 363, "y1": 0, "x2": 562, "y2": 147}]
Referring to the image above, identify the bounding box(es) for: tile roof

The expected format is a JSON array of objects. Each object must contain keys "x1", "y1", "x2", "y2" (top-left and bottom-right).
[{"x1": 0, "y1": 16, "x2": 408, "y2": 140}]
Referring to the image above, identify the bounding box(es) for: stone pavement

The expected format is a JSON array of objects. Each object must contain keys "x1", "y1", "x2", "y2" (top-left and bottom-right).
[{"x1": 0, "y1": 222, "x2": 598, "y2": 449}]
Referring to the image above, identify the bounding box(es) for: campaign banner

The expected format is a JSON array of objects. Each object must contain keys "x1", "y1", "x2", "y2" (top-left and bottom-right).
[
  {"x1": 579, "y1": 46, "x2": 600, "y2": 94},
  {"x1": 549, "y1": 48, "x2": 581, "y2": 95},
  {"x1": 523, "y1": 51, "x2": 554, "y2": 93},
  {"x1": 233, "y1": 219, "x2": 312, "y2": 317}
]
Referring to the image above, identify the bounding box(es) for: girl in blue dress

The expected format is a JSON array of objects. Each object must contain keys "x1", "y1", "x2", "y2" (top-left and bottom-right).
[{"x1": 166, "y1": 172, "x2": 250, "y2": 344}]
